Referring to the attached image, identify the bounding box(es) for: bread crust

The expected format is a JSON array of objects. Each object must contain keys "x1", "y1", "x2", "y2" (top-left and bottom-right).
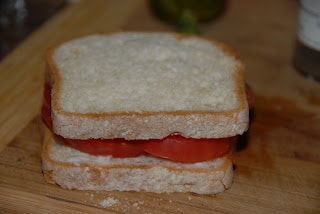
[
  {"x1": 46, "y1": 32, "x2": 249, "y2": 140},
  {"x1": 42, "y1": 127, "x2": 234, "y2": 194}
]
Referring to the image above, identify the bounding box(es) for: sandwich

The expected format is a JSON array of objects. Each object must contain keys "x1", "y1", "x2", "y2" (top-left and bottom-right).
[{"x1": 41, "y1": 32, "x2": 253, "y2": 194}]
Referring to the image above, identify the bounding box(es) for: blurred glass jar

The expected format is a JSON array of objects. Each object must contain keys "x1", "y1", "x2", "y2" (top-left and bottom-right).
[
  {"x1": 294, "y1": 0, "x2": 320, "y2": 81},
  {"x1": 149, "y1": 0, "x2": 227, "y2": 34},
  {"x1": 0, "y1": 0, "x2": 66, "y2": 59}
]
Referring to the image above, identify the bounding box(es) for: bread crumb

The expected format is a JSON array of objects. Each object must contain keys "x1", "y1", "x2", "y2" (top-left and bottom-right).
[
  {"x1": 99, "y1": 197, "x2": 119, "y2": 208},
  {"x1": 133, "y1": 202, "x2": 139, "y2": 209},
  {"x1": 132, "y1": 201, "x2": 145, "y2": 210}
]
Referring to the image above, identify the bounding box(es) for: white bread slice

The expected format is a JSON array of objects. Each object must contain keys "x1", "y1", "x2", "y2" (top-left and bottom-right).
[
  {"x1": 42, "y1": 127, "x2": 234, "y2": 194},
  {"x1": 46, "y1": 32, "x2": 249, "y2": 140}
]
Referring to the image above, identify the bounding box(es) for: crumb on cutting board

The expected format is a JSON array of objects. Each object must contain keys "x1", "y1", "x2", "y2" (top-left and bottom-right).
[{"x1": 99, "y1": 197, "x2": 119, "y2": 208}]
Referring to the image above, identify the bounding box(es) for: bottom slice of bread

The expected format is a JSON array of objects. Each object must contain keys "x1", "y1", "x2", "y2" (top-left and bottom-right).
[{"x1": 42, "y1": 127, "x2": 234, "y2": 194}]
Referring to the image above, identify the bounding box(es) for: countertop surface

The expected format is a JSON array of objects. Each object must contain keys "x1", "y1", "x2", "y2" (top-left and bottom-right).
[{"x1": 0, "y1": 0, "x2": 319, "y2": 213}]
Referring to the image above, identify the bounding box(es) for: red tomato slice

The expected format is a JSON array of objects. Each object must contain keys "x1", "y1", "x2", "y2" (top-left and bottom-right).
[
  {"x1": 143, "y1": 135, "x2": 235, "y2": 163},
  {"x1": 41, "y1": 83, "x2": 52, "y2": 130},
  {"x1": 64, "y1": 138, "x2": 146, "y2": 157},
  {"x1": 61, "y1": 135, "x2": 235, "y2": 162}
]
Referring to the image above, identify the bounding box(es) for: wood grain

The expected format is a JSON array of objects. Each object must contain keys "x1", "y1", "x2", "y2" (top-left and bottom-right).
[{"x1": 0, "y1": 0, "x2": 319, "y2": 213}]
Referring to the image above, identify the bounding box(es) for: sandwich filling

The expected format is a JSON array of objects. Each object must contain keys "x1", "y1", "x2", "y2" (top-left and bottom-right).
[{"x1": 42, "y1": 82, "x2": 254, "y2": 163}]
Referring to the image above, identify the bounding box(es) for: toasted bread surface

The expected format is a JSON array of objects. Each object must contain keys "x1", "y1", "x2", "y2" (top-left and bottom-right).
[{"x1": 46, "y1": 32, "x2": 249, "y2": 140}]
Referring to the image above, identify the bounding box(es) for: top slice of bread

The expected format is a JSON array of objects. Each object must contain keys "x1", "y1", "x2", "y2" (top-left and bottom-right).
[{"x1": 47, "y1": 32, "x2": 249, "y2": 140}]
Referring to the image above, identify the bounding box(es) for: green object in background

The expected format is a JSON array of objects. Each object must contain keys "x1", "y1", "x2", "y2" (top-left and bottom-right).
[
  {"x1": 149, "y1": 0, "x2": 226, "y2": 34},
  {"x1": 177, "y1": 9, "x2": 199, "y2": 35}
]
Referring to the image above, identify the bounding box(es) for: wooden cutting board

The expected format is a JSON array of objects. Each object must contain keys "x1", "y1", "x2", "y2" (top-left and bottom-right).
[{"x1": 0, "y1": 0, "x2": 319, "y2": 213}]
